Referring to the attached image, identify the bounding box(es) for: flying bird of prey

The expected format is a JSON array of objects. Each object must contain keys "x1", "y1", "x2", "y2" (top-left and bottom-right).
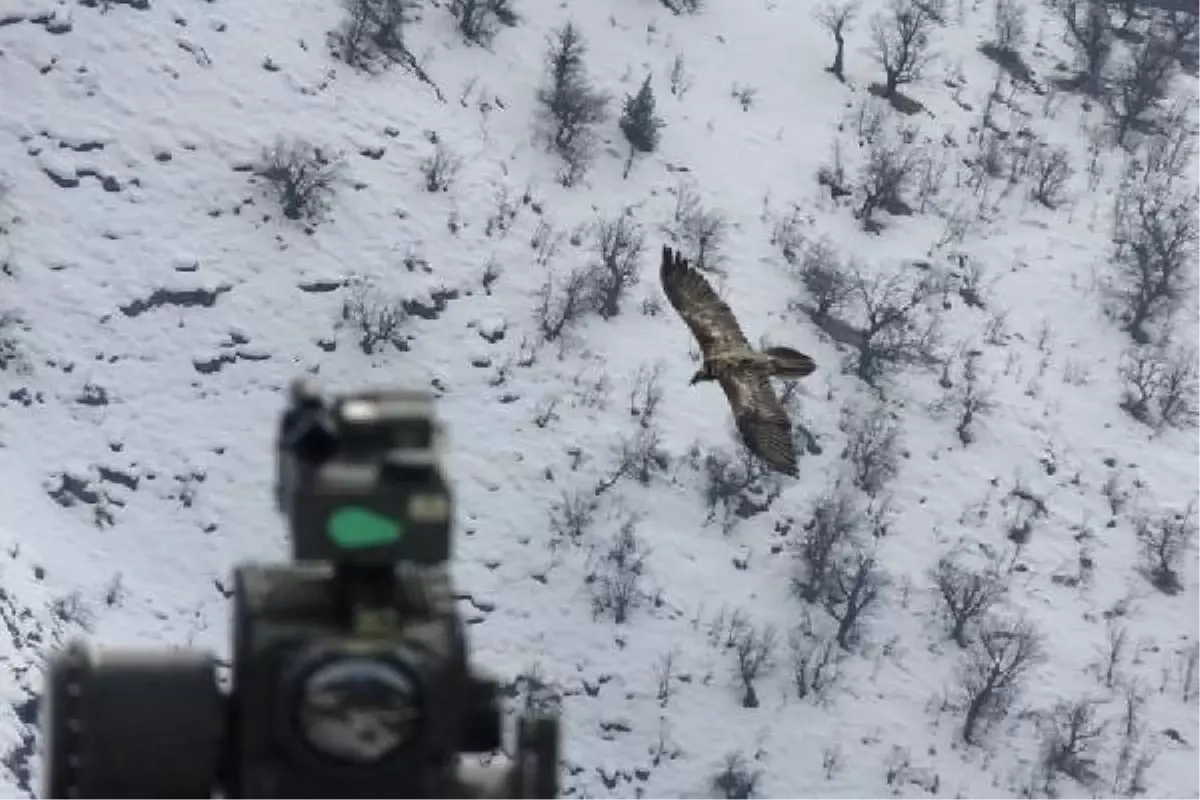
[{"x1": 659, "y1": 245, "x2": 816, "y2": 477}]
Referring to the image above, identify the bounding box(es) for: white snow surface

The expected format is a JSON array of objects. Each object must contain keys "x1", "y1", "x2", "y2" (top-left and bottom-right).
[{"x1": 0, "y1": 0, "x2": 1197, "y2": 797}]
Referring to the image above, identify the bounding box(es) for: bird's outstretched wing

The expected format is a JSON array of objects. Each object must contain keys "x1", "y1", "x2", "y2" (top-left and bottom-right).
[
  {"x1": 719, "y1": 372, "x2": 798, "y2": 476},
  {"x1": 660, "y1": 245, "x2": 749, "y2": 360}
]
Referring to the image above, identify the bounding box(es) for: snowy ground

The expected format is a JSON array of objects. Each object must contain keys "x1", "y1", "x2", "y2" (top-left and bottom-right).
[{"x1": 0, "y1": 0, "x2": 1197, "y2": 796}]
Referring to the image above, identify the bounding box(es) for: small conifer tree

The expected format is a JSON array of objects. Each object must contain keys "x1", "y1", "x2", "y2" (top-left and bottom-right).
[{"x1": 619, "y1": 74, "x2": 664, "y2": 178}]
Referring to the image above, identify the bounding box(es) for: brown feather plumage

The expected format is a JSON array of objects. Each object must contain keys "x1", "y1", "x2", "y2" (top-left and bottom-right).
[{"x1": 660, "y1": 245, "x2": 809, "y2": 477}]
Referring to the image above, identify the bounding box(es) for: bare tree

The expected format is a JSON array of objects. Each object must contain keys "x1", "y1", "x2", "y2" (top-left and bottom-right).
[
  {"x1": 839, "y1": 399, "x2": 902, "y2": 496},
  {"x1": 1058, "y1": 0, "x2": 1113, "y2": 96},
  {"x1": 1110, "y1": 177, "x2": 1198, "y2": 343},
  {"x1": 588, "y1": 211, "x2": 645, "y2": 319},
  {"x1": 731, "y1": 622, "x2": 778, "y2": 708},
  {"x1": 823, "y1": 543, "x2": 887, "y2": 650},
  {"x1": 816, "y1": 0, "x2": 861, "y2": 82},
  {"x1": 1108, "y1": 36, "x2": 1177, "y2": 147},
  {"x1": 847, "y1": 267, "x2": 942, "y2": 387},
  {"x1": 536, "y1": 22, "x2": 610, "y2": 186},
  {"x1": 1134, "y1": 500, "x2": 1197, "y2": 594},
  {"x1": 930, "y1": 551, "x2": 1008, "y2": 647},
  {"x1": 793, "y1": 481, "x2": 861, "y2": 603},
  {"x1": 253, "y1": 139, "x2": 345, "y2": 223},
  {"x1": 959, "y1": 614, "x2": 1044, "y2": 744},
  {"x1": 1040, "y1": 698, "x2": 1107, "y2": 788},
  {"x1": 869, "y1": 0, "x2": 938, "y2": 98},
  {"x1": 1118, "y1": 343, "x2": 1199, "y2": 429}
]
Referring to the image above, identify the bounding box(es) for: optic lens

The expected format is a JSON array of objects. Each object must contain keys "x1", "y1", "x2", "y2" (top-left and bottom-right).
[{"x1": 297, "y1": 657, "x2": 421, "y2": 764}]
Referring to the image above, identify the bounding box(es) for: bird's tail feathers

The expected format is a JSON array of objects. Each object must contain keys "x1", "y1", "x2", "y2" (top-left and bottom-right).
[{"x1": 765, "y1": 346, "x2": 816, "y2": 377}]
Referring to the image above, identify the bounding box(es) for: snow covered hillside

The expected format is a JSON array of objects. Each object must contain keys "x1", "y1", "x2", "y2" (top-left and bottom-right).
[{"x1": 0, "y1": 0, "x2": 1197, "y2": 795}]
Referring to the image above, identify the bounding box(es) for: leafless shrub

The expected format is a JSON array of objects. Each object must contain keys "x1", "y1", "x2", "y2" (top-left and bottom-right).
[
  {"x1": 49, "y1": 591, "x2": 95, "y2": 632},
  {"x1": 787, "y1": 627, "x2": 842, "y2": 701},
  {"x1": 661, "y1": 0, "x2": 703, "y2": 13},
  {"x1": 1100, "y1": 622, "x2": 1128, "y2": 688},
  {"x1": 448, "y1": 0, "x2": 516, "y2": 46},
  {"x1": 793, "y1": 481, "x2": 862, "y2": 603},
  {"x1": 253, "y1": 138, "x2": 345, "y2": 222},
  {"x1": 823, "y1": 541, "x2": 887, "y2": 650},
  {"x1": 730, "y1": 83, "x2": 758, "y2": 111},
  {"x1": 1109, "y1": 681, "x2": 1155, "y2": 798},
  {"x1": 534, "y1": 267, "x2": 591, "y2": 343},
  {"x1": 794, "y1": 238, "x2": 854, "y2": 321},
  {"x1": 340, "y1": 281, "x2": 409, "y2": 354},
  {"x1": 869, "y1": 0, "x2": 938, "y2": 98},
  {"x1": 846, "y1": 266, "x2": 943, "y2": 387},
  {"x1": 1039, "y1": 698, "x2": 1107, "y2": 788},
  {"x1": 420, "y1": 139, "x2": 462, "y2": 192},
  {"x1": 711, "y1": 750, "x2": 762, "y2": 800},
  {"x1": 816, "y1": 0, "x2": 861, "y2": 81},
  {"x1": 1118, "y1": 343, "x2": 1199, "y2": 429},
  {"x1": 1108, "y1": 36, "x2": 1177, "y2": 147},
  {"x1": 1027, "y1": 144, "x2": 1073, "y2": 209},
  {"x1": 328, "y1": 0, "x2": 416, "y2": 73},
  {"x1": 1161, "y1": 0, "x2": 1198, "y2": 70},
  {"x1": 668, "y1": 52, "x2": 694, "y2": 99},
  {"x1": 536, "y1": 22, "x2": 610, "y2": 186},
  {"x1": 1058, "y1": 0, "x2": 1113, "y2": 96},
  {"x1": 959, "y1": 613, "x2": 1044, "y2": 744},
  {"x1": 770, "y1": 203, "x2": 809, "y2": 265},
  {"x1": 673, "y1": 183, "x2": 729, "y2": 275},
  {"x1": 0, "y1": 311, "x2": 24, "y2": 372},
  {"x1": 934, "y1": 351, "x2": 996, "y2": 445},
  {"x1": 955, "y1": 256, "x2": 989, "y2": 309},
  {"x1": 628, "y1": 362, "x2": 665, "y2": 427},
  {"x1": 931, "y1": 550, "x2": 1008, "y2": 648},
  {"x1": 1134, "y1": 500, "x2": 1197, "y2": 594},
  {"x1": 839, "y1": 399, "x2": 902, "y2": 495},
  {"x1": 588, "y1": 517, "x2": 648, "y2": 623},
  {"x1": 993, "y1": 0, "x2": 1027, "y2": 54},
  {"x1": 730, "y1": 621, "x2": 778, "y2": 708},
  {"x1": 856, "y1": 121, "x2": 928, "y2": 228},
  {"x1": 588, "y1": 210, "x2": 645, "y2": 319},
  {"x1": 818, "y1": 138, "x2": 852, "y2": 202},
  {"x1": 702, "y1": 447, "x2": 783, "y2": 534},
  {"x1": 548, "y1": 489, "x2": 598, "y2": 547},
  {"x1": 1110, "y1": 176, "x2": 1198, "y2": 344},
  {"x1": 604, "y1": 424, "x2": 671, "y2": 488},
  {"x1": 625, "y1": 427, "x2": 671, "y2": 486}
]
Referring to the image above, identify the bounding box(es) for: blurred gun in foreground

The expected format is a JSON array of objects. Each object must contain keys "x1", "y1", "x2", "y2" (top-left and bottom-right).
[{"x1": 39, "y1": 378, "x2": 560, "y2": 798}]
